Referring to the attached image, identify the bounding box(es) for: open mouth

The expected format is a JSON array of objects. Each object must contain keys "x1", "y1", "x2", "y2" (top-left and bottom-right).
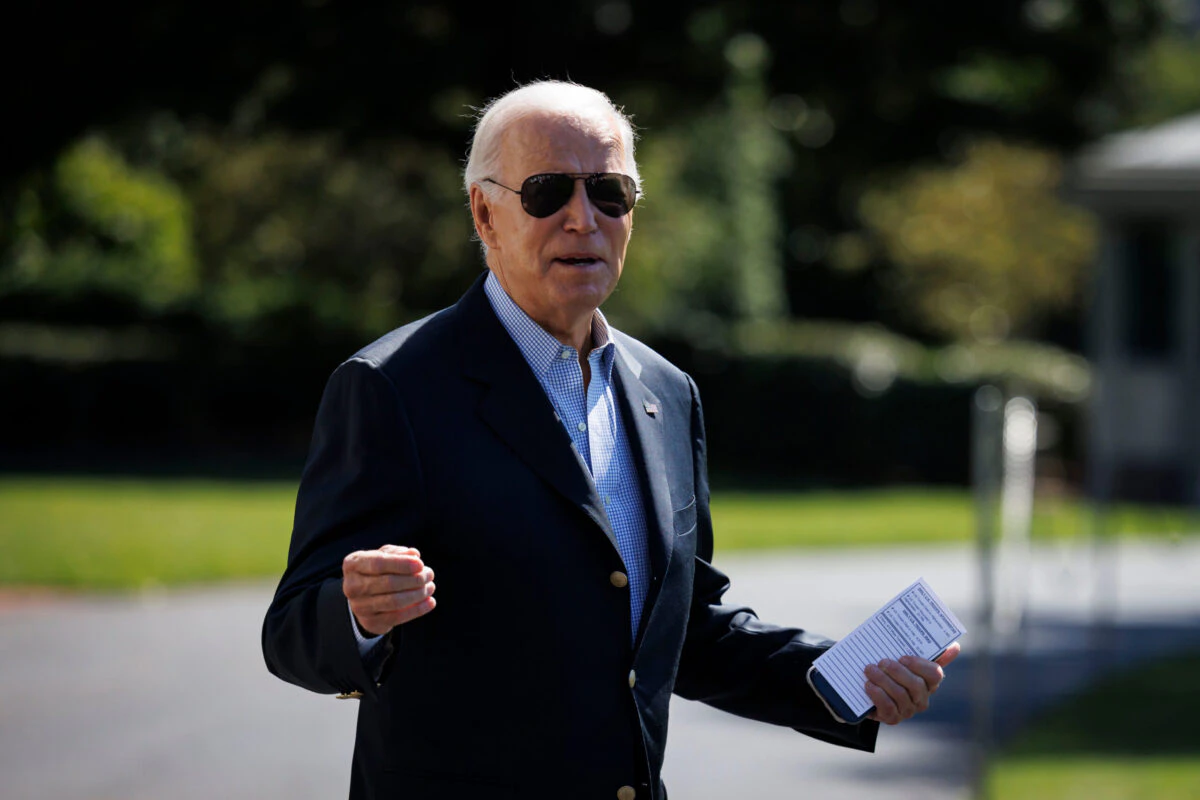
[{"x1": 555, "y1": 256, "x2": 600, "y2": 266}]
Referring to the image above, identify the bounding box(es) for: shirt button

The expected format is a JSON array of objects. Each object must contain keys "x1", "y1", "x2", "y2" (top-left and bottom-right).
[
  {"x1": 609, "y1": 571, "x2": 628, "y2": 588},
  {"x1": 560, "y1": 349, "x2": 572, "y2": 360},
  {"x1": 617, "y1": 786, "x2": 637, "y2": 800},
  {"x1": 577, "y1": 422, "x2": 587, "y2": 432},
  {"x1": 628, "y1": 669, "x2": 637, "y2": 689}
]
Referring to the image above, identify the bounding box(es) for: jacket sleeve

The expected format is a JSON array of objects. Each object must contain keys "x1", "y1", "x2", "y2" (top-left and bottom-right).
[
  {"x1": 672, "y1": 374, "x2": 879, "y2": 752},
  {"x1": 261, "y1": 356, "x2": 424, "y2": 700}
]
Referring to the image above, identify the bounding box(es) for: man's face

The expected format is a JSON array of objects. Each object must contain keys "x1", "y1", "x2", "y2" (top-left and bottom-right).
[{"x1": 471, "y1": 110, "x2": 634, "y2": 343}]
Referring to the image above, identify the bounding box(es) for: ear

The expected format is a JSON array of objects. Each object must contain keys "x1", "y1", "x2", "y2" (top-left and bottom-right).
[{"x1": 470, "y1": 184, "x2": 501, "y2": 251}]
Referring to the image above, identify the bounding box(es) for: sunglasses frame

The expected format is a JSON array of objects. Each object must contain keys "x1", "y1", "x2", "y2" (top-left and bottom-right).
[{"x1": 482, "y1": 172, "x2": 639, "y2": 219}]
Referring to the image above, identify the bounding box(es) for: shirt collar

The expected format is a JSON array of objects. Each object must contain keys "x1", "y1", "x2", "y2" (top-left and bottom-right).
[{"x1": 483, "y1": 271, "x2": 615, "y2": 378}]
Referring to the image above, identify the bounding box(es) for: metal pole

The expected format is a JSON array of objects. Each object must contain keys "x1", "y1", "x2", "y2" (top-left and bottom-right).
[
  {"x1": 969, "y1": 385, "x2": 1003, "y2": 800},
  {"x1": 997, "y1": 395, "x2": 1037, "y2": 641}
]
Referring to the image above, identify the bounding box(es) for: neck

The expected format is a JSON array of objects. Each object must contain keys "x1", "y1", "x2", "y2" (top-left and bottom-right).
[
  {"x1": 557, "y1": 319, "x2": 594, "y2": 355},
  {"x1": 488, "y1": 265, "x2": 596, "y2": 353}
]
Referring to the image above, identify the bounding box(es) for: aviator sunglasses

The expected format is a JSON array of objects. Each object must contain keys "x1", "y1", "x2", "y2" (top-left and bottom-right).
[{"x1": 483, "y1": 172, "x2": 639, "y2": 218}]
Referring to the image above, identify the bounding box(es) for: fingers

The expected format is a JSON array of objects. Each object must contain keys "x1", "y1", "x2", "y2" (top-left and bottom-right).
[
  {"x1": 934, "y1": 641, "x2": 962, "y2": 667},
  {"x1": 344, "y1": 567, "x2": 435, "y2": 598},
  {"x1": 342, "y1": 545, "x2": 437, "y2": 636},
  {"x1": 351, "y1": 580, "x2": 436, "y2": 615},
  {"x1": 343, "y1": 547, "x2": 425, "y2": 577},
  {"x1": 352, "y1": 594, "x2": 437, "y2": 637},
  {"x1": 899, "y1": 653, "x2": 946, "y2": 692},
  {"x1": 864, "y1": 661, "x2": 915, "y2": 724},
  {"x1": 864, "y1": 657, "x2": 939, "y2": 725}
]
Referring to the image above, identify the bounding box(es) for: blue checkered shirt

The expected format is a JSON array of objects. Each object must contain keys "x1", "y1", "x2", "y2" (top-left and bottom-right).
[{"x1": 484, "y1": 271, "x2": 652, "y2": 641}]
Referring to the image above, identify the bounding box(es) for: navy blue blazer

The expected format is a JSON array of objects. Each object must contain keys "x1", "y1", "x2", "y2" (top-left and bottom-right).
[{"x1": 262, "y1": 272, "x2": 877, "y2": 800}]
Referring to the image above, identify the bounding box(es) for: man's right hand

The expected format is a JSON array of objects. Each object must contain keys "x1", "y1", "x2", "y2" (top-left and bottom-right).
[{"x1": 342, "y1": 544, "x2": 437, "y2": 636}]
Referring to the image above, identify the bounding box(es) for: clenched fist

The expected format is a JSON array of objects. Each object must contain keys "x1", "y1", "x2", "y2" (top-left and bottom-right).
[{"x1": 342, "y1": 544, "x2": 437, "y2": 636}]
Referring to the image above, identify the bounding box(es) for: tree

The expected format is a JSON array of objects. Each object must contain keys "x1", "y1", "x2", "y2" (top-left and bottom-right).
[
  {"x1": 857, "y1": 140, "x2": 1097, "y2": 343},
  {"x1": 2, "y1": 137, "x2": 198, "y2": 309}
]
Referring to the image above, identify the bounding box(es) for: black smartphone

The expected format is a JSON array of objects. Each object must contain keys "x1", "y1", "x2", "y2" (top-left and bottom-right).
[{"x1": 806, "y1": 665, "x2": 871, "y2": 725}]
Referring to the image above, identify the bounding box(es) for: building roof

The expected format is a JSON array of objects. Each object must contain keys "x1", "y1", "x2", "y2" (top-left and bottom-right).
[{"x1": 1067, "y1": 112, "x2": 1200, "y2": 212}]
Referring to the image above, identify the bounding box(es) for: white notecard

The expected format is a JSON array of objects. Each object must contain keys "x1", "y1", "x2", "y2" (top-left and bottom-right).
[{"x1": 812, "y1": 577, "x2": 966, "y2": 719}]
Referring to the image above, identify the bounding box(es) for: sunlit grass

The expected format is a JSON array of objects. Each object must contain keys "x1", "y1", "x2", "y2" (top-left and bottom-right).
[
  {"x1": 0, "y1": 476, "x2": 1196, "y2": 589},
  {"x1": 712, "y1": 487, "x2": 1200, "y2": 550},
  {"x1": 0, "y1": 477, "x2": 297, "y2": 590},
  {"x1": 989, "y1": 758, "x2": 1200, "y2": 800},
  {"x1": 712, "y1": 489, "x2": 974, "y2": 549}
]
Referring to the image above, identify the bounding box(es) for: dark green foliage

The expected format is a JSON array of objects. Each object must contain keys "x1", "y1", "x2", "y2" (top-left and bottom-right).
[{"x1": 2, "y1": 1, "x2": 1187, "y2": 482}]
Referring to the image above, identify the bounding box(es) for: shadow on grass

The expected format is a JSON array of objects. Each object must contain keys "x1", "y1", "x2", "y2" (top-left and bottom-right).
[
  {"x1": 914, "y1": 614, "x2": 1200, "y2": 753},
  {"x1": 994, "y1": 644, "x2": 1200, "y2": 758}
]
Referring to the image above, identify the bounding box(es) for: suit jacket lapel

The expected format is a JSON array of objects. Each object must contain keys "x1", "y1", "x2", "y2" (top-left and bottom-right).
[
  {"x1": 612, "y1": 343, "x2": 675, "y2": 591},
  {"x1": 455, "y1": 275, "x2": 618, "y2": 551}
]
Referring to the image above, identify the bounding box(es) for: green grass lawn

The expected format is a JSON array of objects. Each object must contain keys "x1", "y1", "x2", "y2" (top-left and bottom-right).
[
  {"x1": 711, "y1": 488, "x2": 1199, "y2": 549},
  {"x1": 0, "y1": 476, "x2": 1197, "y2": 589},
  {"x1": 0, "y1": 477, "x2": 298, "y2": 590},
  {"x1": 988, "y1": 651, "x2": 1200, "y2": 800}
]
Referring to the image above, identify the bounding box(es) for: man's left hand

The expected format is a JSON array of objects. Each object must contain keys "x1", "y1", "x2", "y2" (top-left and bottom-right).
[{"x1": 864, "y1": 642, "x2": 961, "y2": 725}]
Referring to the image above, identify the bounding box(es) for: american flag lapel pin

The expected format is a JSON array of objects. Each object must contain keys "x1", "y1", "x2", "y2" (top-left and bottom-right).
[{"x1": 643, "y1": 400, "x2": 659, "y2": 416}]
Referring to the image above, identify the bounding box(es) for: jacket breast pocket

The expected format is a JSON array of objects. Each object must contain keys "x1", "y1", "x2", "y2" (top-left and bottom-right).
[{"x1": 673, "y1": 495, "x2": 697, "y2": 536}]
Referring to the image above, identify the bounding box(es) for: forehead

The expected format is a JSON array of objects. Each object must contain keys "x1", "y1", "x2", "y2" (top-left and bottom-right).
[{"x1": 498, "y1": 109, "x2": 627, "y2": 177}]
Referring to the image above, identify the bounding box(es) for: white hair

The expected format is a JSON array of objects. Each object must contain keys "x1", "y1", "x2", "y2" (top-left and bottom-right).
[{"x1": 463, "y1": 80, "x2": 642, "y2": 207}]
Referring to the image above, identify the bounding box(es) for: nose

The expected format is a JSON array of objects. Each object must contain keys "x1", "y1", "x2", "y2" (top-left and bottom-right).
[{"x1": 561, "y1": 178, "x2": 598, "y2": 233}]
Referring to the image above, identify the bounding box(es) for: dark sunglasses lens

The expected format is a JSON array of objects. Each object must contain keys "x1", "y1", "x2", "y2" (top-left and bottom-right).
[
  {"x1": 586, "y1": 175, "x2": 636, "y2": 217},
  {"x1": 521, "y1": 174, "x2": 576, "y2": 218},
  {"x1": 519, "y1": 173, "x2": 637, "y2": 218}
]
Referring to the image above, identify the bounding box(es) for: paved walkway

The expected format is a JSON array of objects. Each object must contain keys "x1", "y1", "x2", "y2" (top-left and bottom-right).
[{"x1": 2, "y1": 538, "x2": 1198, "y2": 799}]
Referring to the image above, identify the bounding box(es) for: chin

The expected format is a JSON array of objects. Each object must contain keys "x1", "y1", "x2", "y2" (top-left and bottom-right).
[{"x1": 560, "y1": 279, "x2": 616, "y2": 309}]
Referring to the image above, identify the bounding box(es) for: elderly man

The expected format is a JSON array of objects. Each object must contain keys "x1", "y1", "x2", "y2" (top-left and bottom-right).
[{"x1": 262, "y1": 80, "x2": 958, "y2": 800}]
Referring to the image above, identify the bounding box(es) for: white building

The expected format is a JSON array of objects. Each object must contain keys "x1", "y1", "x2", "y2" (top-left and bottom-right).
[{"x1": 1068, "y1": 112, "x2": 1200, "y2": 506}]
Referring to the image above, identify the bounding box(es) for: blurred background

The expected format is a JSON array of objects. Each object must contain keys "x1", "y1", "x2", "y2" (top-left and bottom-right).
[{"x1": 1, "y1": 1, "x2": 1198, "y2": 798}]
